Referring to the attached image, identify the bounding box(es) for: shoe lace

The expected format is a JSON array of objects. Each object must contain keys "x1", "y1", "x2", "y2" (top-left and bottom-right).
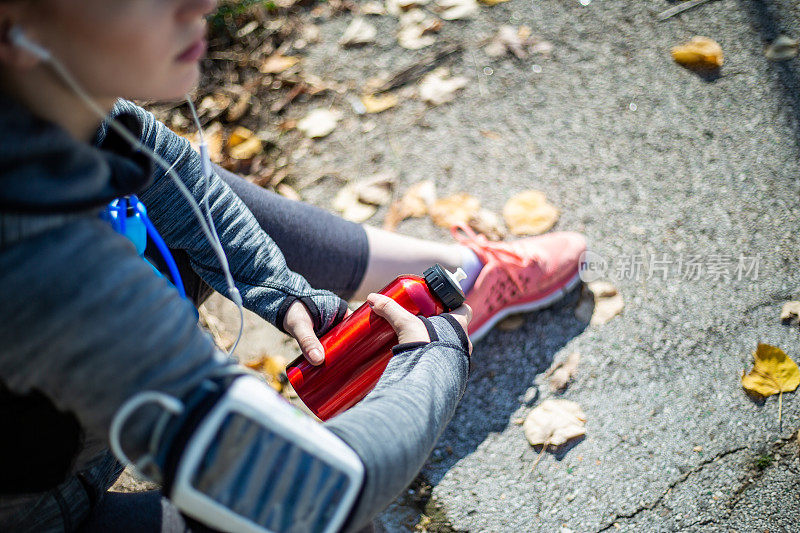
[{"x1": 451, "y1": 224, "x2": 542, "y2": 293}]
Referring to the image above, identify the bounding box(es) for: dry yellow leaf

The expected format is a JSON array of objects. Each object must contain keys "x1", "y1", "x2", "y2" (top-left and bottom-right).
[
  {"x1": 671, "y1": 36, "x2": 723, "y2": 70},
  {"x1": 276, "y1": 183, "x2": 301, "y2": 201},
  {"x1": 297, "y1": 108, "x2": 342, "y2": 139},
  {"x1": 354, "y1": 173, "x2": 396, "y2": 206},
  {"x1": 361, "y1": 93, "x2": 399, "y2": 113},
  {"x1": 468, "y1": 208, "x2": 506, "y2": 240},
  {"x1": 547, "y1": 352, "x2": 581, "y2": 392},
  {"x1": 780, "y1": 301, "x2": 800, "y2": 326},
  {"x1": 765, "y1": 35, "x2": 799, "y2": 61},
  {"x1": 226, "y1": 127, "x2": 263, "y2": 160},
  {"x1": 178, "y1": 123, "x2": 224, "y2": 163},
  {"x1": 502, "y1": 190, "x2": 559, "y2": 235},
  {"x1": 227, "y1": 126, "x2": 253, "y2": 148},
  {"x1": 574, "y1": 281, "x2": 624, "y2": 326},
  {"x1": 259, "y1": 54, "x2": 300, "y2": 74},
  {"x1": 430, "y1": 193, "x2": 481, "y2": 228},
  {"x1": 523, "y1": 399, "x2": 586, "y2": 447},
  {"x1": 333, "y1": 187, "x2": 377, "y2": 223},
  {"x1": 479, "y1": 0, "x2": 509, "y2": 4},
  {"x1": 245, "y1": 355, "x2": 286, "y2": 392},
  {"x1": 497, "y1": 314, "x2": 525, "y2": 331},
  {"x1": 742, "y1": 344, "x2": 800, "y2": 397},
  {"x1": 205, "y1": 125, "x2": 225, "y2": 164},
  {"x1": 742, "y1": 343, "x2": 799, "y2": 427},
  {"x1": 383, "y1": 180, "x2": 437, "y2": 230}
]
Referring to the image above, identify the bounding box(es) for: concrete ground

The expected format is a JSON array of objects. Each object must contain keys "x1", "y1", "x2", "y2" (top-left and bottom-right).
[{"x1": 190, "y1": 0, "x2": 800, "y2": 531}]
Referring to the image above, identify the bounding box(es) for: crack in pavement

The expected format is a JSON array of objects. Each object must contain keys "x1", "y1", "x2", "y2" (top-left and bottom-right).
[
  {"x1": 725, "y1": 432, "x2": 799, "y2": 513},
  {"x1": 595, "y1": 445, "x2": 749, "y2": 532},
  {"x1": 596, "y1": 431, "x2": 799, "y2": 532}
]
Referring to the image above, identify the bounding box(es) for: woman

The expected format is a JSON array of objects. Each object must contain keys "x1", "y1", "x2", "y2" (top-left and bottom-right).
[{"x1": 0, "y1": 0, "x2": 584, "y2": 531}]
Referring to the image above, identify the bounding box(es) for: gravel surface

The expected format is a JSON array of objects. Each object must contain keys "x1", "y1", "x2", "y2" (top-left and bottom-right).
[{"x1": 267, "y1": 0, "x2": 800, "y2": 530}]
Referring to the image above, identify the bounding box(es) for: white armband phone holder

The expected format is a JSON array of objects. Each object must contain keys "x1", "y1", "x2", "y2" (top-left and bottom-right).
[{"x1": 111, "y1": 375, "x2": 364, "y2": 533}]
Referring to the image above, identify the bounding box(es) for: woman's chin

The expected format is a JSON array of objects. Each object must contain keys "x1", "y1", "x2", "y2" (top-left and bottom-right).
[{"x1": 130, "y1": 66, "x2": 201, "y2": 102}]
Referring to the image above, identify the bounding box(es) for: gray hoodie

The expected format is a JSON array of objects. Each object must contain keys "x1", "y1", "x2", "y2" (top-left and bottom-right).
[{"x1": 0, "y1": 95, "x2": 470, "y2": 532}]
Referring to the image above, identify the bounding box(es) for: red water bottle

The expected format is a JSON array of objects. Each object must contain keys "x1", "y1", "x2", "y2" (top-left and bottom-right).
[{"x1": 286, "y1": 264, "x2": 466, "y2": 420}]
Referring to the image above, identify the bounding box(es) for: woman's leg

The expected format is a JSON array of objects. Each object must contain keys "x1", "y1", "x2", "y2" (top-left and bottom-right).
[
  {"x1": 215, "y1": 166, "x2": 473, "y2": 300},
  {"x1": 216, "y1": 166, "x2": 369, "y2": 300},
  {"x1": 202, "y1": 167, "x2": 587, "y2": 340}
]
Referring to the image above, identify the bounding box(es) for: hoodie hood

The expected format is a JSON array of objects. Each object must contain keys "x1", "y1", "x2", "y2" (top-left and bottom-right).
[{"x1": 0, "y1": 93, "x2": 153, "y2": 214}]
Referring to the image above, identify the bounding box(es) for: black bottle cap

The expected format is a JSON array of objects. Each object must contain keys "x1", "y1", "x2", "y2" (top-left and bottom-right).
[{"x1": 423, "y1": 264, "x2": 466, "y2": 312}]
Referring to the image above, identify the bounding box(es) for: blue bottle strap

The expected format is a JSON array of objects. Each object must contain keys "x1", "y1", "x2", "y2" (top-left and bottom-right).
[{"x1": 130, "y1": 195, "x2": 187, "y2": 300}]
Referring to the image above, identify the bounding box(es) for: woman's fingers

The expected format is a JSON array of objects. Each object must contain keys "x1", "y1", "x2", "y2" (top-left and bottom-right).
[
  {"x1": 366, "y1": 293, "x2": 430, "y2": 344},
  {"x1": 283, "y1": 300, "x2": 325, "y2": 365}
]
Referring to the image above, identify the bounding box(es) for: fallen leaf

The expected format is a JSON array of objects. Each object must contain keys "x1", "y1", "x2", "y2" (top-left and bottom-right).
[
  {"x1": 468, "y1": 208, "x2": 507, "y2": 240},
  {"x1": 229, "y1": 137, "x2": 263, "y2": 160},
  {"x1": 297, "y1": 108, "x2": 342, "y2": 138},
  {"x1": 301, "y1": 23, "x2": 322, "y2": 44},
  {"x1": 485, "y1": 25, "x2": 531, "y2": 59},
  {"x1": 276, "y1": 183, "x2": 301, "y2": 201},
  {"x1": 434, "y1": 0, "x2": 479, "y2": 20},
  {"x1": 278, "y1": 119, "x2": 297, "y2": 132},
  {"x1": 245, "y1": 355, "x2": 287, "y2": 392},
  {"x1": 360, "y1": 1, "x2": 386, "y2": 15},
  {"x1": 397, "y1": 9, "x2": 440, "y2": 50},
  {"x1": 781, "y1": 301, "x2": 800, "y2": 326},
  {"x1": 197, "y1": 93, "x2": 232, "y2": 120},
  {"x1": 387, "y1": 0, "x2": 431, "y2": 16},
  {"x1": 226, "y1": 90, "x2": 251, "y2": 122},
  {"x1": 355, "y1": 173, "x2": 396, "y2": 205},
  {"x1": 575, "y1": 280, "x2": 624, "y2": 326},
  {"x1": 198, "y1": 122, "x2": 225, "y2": 164},
  {"x1": 227, "y1": 126, "x2": 253, "y2": 148},
  {"x1": 497, "y1": 314, "x2": 525, "y2": 331},
  {"x1": 523, "y1": 399, "x2": 586, "y2": 447},
  {"x1": 430, "y1": 193, "x2": 481, "y2": 228},
  {"x1": 419, "y1": 67, "x2": 469, "y2": 105},
  {"x1": 765, "y1": 35, "x2": 799, "y2": 61},
  {"x1": 226, "y1": 126, "x2": 263, "y2": 160},
  {"x1": 333, "y1": 187, "x2": 378, "y2": 222},
  {"x1": 361, "y1": 92, "x2": 399, "y2": 113},
  {"x1": 383, "y1": 180, "x2": 437, "y2": 230},
  {"x1": 259, "y1": 53, "x2": 300, "y2": 74},
  {"x1": 479, "y1": 0, "x2": 509, "y2": 4},
  {"x1": 530, "y1": 40, "x2": 554, "y2": 56},
  {"x1": 742, "y1": 344, "x2": 800, "y2": 398},
  {"x1": 339, "y1": 17, "x2": 377, "y2": 47},
  {"x1": 547, "y1": 352, "x2": 580, "y2": 392},
  {"x1": 671, "y1": 36, "x2": 723, "y2": 70},
  {"x1": 742, "y1": 343, "x2": 800, "y2": 427},
  {"x1": 502, "y1": 190, "x2": 559, "y2": 235}
]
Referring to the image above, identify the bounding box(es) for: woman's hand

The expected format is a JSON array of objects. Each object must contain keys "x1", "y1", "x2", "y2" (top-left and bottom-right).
[
  {"x1": 367, "y1": 293, "x2": 473, "y2": 353},
  {"x1": 283, "y1": 300, "x2": 326, "y2": 365}
]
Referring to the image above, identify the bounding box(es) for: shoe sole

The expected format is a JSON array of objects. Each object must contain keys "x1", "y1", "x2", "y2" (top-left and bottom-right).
[{"x1": 469, "y1": 270, "x2": 583, "y2": 343}]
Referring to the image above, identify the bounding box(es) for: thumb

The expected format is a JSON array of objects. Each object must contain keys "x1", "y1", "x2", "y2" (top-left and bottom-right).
[
  {"x1": 366, "y1": 293, "x2": 429, "y2": 344},
  {"x1": 284, "y1": 302, "x2": 325, "y2": 365}
]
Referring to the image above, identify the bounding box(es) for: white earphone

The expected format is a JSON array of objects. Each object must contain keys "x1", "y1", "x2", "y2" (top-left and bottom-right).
[
  {"x1": 8, "y1": 25, "x2": 51, "y2": 61},
  {"x1": 6, "y1": 25, "x2": 245, "y2": 354}
]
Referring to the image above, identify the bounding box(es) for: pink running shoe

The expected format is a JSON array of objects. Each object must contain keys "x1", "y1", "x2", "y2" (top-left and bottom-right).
[{"x1": 452, "y1": 224, "x2": 586, "y2": 341}]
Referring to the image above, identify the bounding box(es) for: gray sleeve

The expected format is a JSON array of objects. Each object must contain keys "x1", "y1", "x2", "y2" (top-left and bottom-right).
[
  {"x1": 324, "y1": 315, "x2": 471, "y2": 532},
  {"x1": 0, "y1": 219, "x2": 237, "y2": 464},
  {"x1": 112, "y1": 100, "x2": 345, "y2": 336}
]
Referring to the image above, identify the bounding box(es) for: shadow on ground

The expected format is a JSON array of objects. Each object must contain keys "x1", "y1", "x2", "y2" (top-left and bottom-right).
[
  {"x1": 422, "y1": 284, "x2": 588, "y2": 486},
  {"x1": 739, "y1": 0, "x2": 800, "y2": 147}
]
